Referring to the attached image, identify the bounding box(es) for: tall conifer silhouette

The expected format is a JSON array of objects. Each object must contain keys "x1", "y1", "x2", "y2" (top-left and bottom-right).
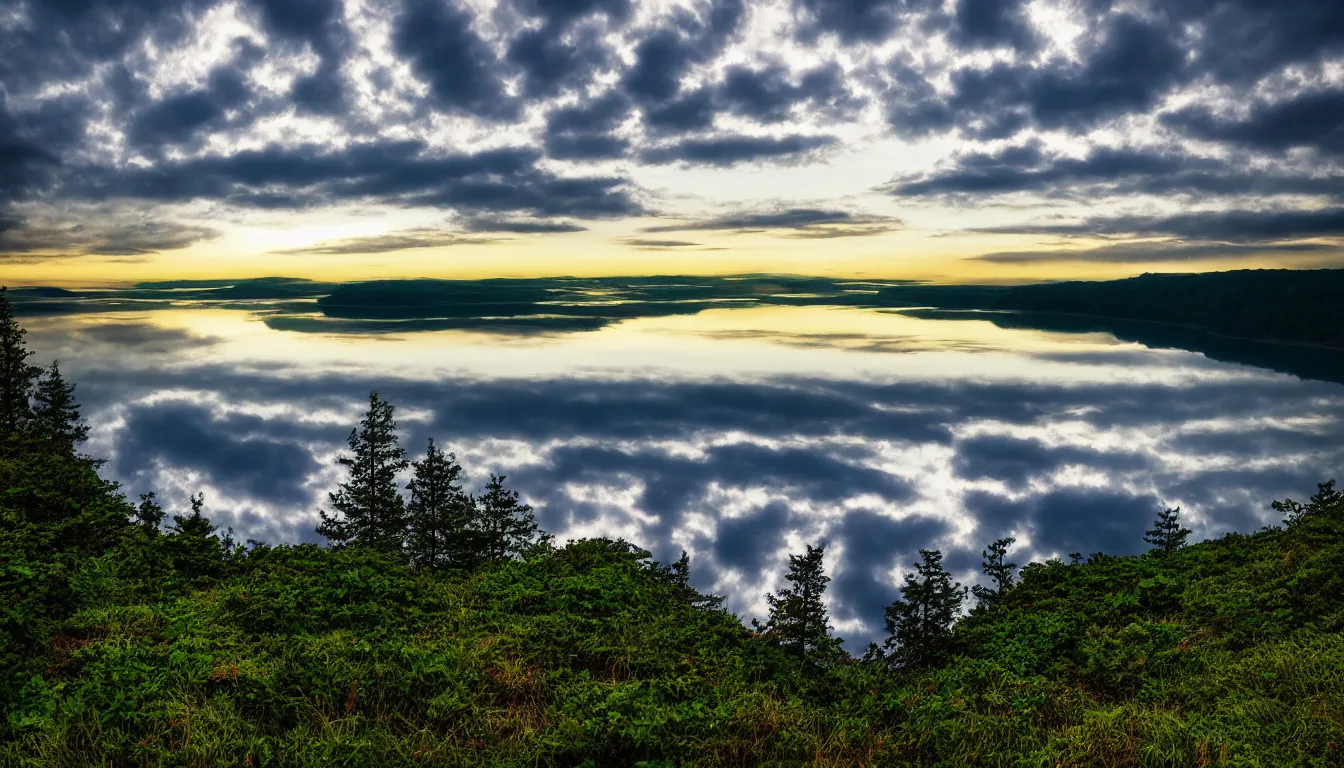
[
  {"x1": 884, "y1": 549, "x2": 966, "y2": 667},
  {"x1": 406, "y1": 438, "x2": 474, "y2": 570},
  {"x1": 472, "y1": 473, "x2": 539, "y2": 563},
  {"x1": 0, "y1": 288, "x2": 41, "y2": 436},
  {"x1": 970, "y1": 537, "x2": 1017, "y2": 611},
  {"x1": 759, "y1": 543, "x2": 839, "y2": 665},
  {"x1": 1144, "y1": 507, "x2": 1192, "y2": 554},
  {"x1": 317, "y1": 391, "x2": 409, "y2": 551},
  {"x1": 31, "y1": 361, "x2": 88, "y2": 454}
]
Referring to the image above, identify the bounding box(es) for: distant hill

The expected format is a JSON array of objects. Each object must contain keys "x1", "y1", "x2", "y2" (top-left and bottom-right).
[{"x1": 877, "y1": 269, "x2": 1344, "y2": 348}]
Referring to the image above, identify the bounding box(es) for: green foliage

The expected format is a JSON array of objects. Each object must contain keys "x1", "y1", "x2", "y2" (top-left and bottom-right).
[
  {"x1": 28, "y1": 361, "x2": 88, "y2": 455},
  {"x1": 471, "y1": 473, "x2": 540, "y2": 565},
  {"x1": 970, "y1": 537, "x2": 1016, "y2": 612},
  {"x1": 405, "y1": 438, "x2": 474, "y2": 571},
  {"x1": 1145, "y1": 507, "x2": 1193, "y2": 555},
  {"x1": 883, "y1": 548, "x2": 967, "y2": 668},
  {"x1": 0, "y1": 287, "x2": 43, "y2": 436},
  {"x1": 758, "y1": 543, "x2": 842, "y2": 668},
  {"x1": 1, "y1": 311, "x2": 1343, "y2": 765},
  {"x1": 316, "y1": 391, "x2": 410, "y2": 552}
]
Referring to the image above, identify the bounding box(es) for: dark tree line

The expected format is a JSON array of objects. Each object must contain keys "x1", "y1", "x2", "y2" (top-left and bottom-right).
[
  {"x1": 314, "y1": 391, "x2": 541, "y2": 569},
  {"x1": 0, "y1": 288, "x2": 89, "y2": 456},
  {"x1": 760, "y1": 505, "x2": 1207, "y2": 670}
]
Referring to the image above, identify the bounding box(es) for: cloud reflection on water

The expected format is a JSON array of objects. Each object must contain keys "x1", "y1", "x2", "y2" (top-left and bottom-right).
[{"x1": 21, "y1": 303, "x2": 1344, "y2": 646}]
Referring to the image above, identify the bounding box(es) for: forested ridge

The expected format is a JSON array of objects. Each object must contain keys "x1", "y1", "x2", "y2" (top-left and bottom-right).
[
  {"x1": 2, "y1": 288, "x2": 1343, "y2": 767},
  {"x1": 877, "y1": 269, "x2": 1344, "y2": 348}
]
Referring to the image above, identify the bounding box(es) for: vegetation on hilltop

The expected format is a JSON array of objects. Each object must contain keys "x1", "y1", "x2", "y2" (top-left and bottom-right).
[
  {"x1": 1, "y1": 286, "x2": 1343, "y2": 766},
  {"x1": 877, "y1": 269, "x2": 1344, "y2": 348}
]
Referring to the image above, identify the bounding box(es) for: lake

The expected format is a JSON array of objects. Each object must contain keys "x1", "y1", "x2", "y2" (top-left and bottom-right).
[{"x1": 22, "y1": 296, "x2": 1344, "y2": 645}]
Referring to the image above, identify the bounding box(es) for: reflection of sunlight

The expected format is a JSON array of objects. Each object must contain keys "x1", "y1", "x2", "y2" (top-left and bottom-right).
[{"x1": 30, "y1": 304, "x2": 1284, "y2": 387}]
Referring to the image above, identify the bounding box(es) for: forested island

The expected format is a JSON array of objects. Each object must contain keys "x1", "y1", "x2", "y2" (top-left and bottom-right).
[
  {"x1": 2, "y1": 287, "x2": 1343, "y2": 767},
  {"x1": 877, "y1": 269, "x2": 1344, "y2": 349}
]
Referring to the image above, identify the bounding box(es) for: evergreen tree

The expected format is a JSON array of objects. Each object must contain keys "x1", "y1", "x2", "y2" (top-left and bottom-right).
[
  {"x1": 659, "y1": 550, "x2": 724, "y2": 610},
  {"x1": 758, "y1": 543, "x2": 840, "y2": 665},
  {"x1": 883, "y1": 549, "x2": 966, "y2": 667},
  {"x1": 1144, "y1": 507, "x2": 1192, "y2": 555},
  {"x1": 405, "y1": 438, "x2": 474, "y2": 570},
  {"x1": 316, "y1": 391, "x2": 409, "y2": 551},
  {"x1": 1273, "y1": 479, "x2": 1341, "y2": 528},
  {"x1": 472, "y1": 473, "x2": 539, "y2": 563},
  {"x1": 135, "y1": 491, "x2": 165, "y2": 532},
  {"x1": 166, "y1": 493, "x2": 228, "y2": 580},
  {"x1": 30, "y1": 361, "x2": 89, "y2": 454},
  {"x1": 970, "y1": 537, "x2": 1017, "y2": 611},
  {"x1": 0, "y1": 287, "x2": 42, "y2": 436}
]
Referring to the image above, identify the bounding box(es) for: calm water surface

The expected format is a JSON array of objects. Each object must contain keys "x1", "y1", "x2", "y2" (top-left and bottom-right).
[{"x1": 25, "y1": 304, "x2": 1344, "y2": 644}]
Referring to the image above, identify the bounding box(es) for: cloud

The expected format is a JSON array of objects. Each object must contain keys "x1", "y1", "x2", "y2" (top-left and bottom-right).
[
  {"x1": 392, "y1": 0, "x2": 515, "y2": 119},
  {"x1": 970, "y1": 241, "x2": 1342, "y2": 265},
  {"x1": 975, "y1": 208, "x2": 1344, "y2": 243},
  {"x1": 639, "y1": 134, "x2": 835, "y2": 166},
  {"x1": 462, "y1": 216, "x2": 586, "y2": 234},
  {"x1": 0, "y1": 215, "x2": 219, "y2": 258},
  {"x1": 622, "y1": 238, "x2": 704, "y2": 249},
  {"x1": 644, "y1": 206, "x2": 902, "y2": 238},
  {"x1": 885, "y1": 140, "x2": 1344, "y2": 202},
  {"x1": 62, "y1": 139, "x2": 644, "y2": 219},
  {"x1": 272, "y1": 228, "x2": 505, "y2": 255},
  {"x1": 1163, "y1": 89, "x2": 1344, "y2": 159}
]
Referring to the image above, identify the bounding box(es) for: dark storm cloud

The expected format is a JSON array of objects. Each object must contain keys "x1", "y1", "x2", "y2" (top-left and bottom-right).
[
  {"x1": 543, "y1": 91, "x2": 633, "y2": 161},
  {"x1": 644, "y1": 207, "x2": 902, "y2": 237},
  {"x1": 829, "y1": 511, "x2": 949, "y2": 634},
  {"x1": 640, "y1": 134, "x2": 835, "y2": 166},
  {"x1": 964, "y1": 488, "x2": 1159, "y2": 559},
  {"x1": 954, "y1": 434, "x2": 1149, "y2": 490},
  {"x1": 948, "y1": 0, "x2": 1037, "y2": 53},
  {"x1": 715, "y1": 63, "x2": 862, "y2": 123},
  {"x1": 62, "y1": 140, "x2": 643, "y2": 218},
  {"x1": 1163, "y1": 90, "x2": 1344, "y2": 159},
  {"x1": 393, "y1": 0, "x2": 515, "y2": 119},
  {"x1": 791, "y1": 0, "x2": 936, "y2": 44},
  {"x1": 461, "y1": 216, "x2": 586, "y2": 234},
  {"x1": 711, "y1": 502, "x2": 791, "y2": 573},
  {"x1": 114, "y1": 399, "x2": 324, "y2": 506},
  {"x1": 126, "y1": 66, "x2": 253, "y2": 150},
  {"x1": 885, "y1": 13, "x2": 1186, "y2": 140},
  {"x1": 252, "y1": 0, "x2": 352, "y2": 114},
  {"x1": 885, "y1": 141, "x2": 1344, "y2": 202}
]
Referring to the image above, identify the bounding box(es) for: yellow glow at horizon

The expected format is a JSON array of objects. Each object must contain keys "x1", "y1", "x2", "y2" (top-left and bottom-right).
[{"x1": 3, "y1": 222, "x2": 1330, "y2": 287}]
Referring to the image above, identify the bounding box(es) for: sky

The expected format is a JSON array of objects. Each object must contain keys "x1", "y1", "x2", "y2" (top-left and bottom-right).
[{"x1": 1, "y1": 0, "x2": 1342, "y2": 285}]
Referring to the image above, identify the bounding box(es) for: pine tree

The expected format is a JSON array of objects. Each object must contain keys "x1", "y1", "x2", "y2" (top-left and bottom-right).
[
  {"x1": 30, "y1": 361, "x2": 89, "y2": 453},
  {"x1": 659, "y1": 550, "x2": 724, "y2": 610},
  {"x1": 970, "y1": 537, "x2": 1017, "y2": 611},
  {"x1": 166, "y1": 493, "x2": 227, "y2": 580},
  {"x1": 316, "y1": 391, "x2": 409, "y2": 552},
  {"x1": 135, "y1": 491, "x2": 165, "y2": 532},
  {"x1": 405, "y1": 438, "x2": 475, "y2": 570},
  {"x1": 472, "y1": 473, "x2": 539, "y2": 563},
  {"x1": 1144, "y1": 507, "x2": 1192, "y2": 555},
  {"x1": 1273, "y1": 479, "x2": 1341, "y2": 528},
  {"x1": 759, "y1": 543, "x2": 840, "y2": 665},
  {"x1": 0, "y1": 288, "x2": 42, "y2": 436},
  {"x1": 883, "y1": 549, "x2": 966, "y2": 667}
]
